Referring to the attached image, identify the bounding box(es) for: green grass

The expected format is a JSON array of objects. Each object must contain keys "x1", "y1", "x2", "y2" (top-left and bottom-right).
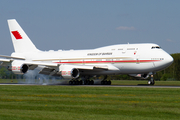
[
  {"x1": 0, "y1": 85, "x2": 180, "y2": 120},
  {"x1": 0, "y1": 79, "x2": 18, "y2": 83}
]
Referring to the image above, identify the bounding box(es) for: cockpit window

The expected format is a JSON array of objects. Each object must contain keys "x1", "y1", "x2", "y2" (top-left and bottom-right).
[{"x1": 151, "y1": 46, "x2": 161, "y2": 49}]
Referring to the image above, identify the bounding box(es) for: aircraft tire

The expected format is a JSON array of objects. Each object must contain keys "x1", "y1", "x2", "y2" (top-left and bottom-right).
[
  {"x1": 79, "y1": 81, "x2": 81, "y2": 85},
  {"x1": 69, "y1": 81, "x2": 73, "y2": 85},
  {"x1": 77, "y1": 80, "x2": 79, "y2": 85},
  {"x1": 151, "y1": 81, "x2": 155, "y2": 85},
  {"x1": 108, "y1": 81, "x2": 111, "y2": 85},
  {"x1": 148, "y1": 80, "x2": 155, "y2": 85},
  {"x1": 84, "y1": 80, "x2": 88, "y2": 85},
  {"x1": 101, "y1": 81, "x2": 104, "y2": 85},
  {"x1": 88, "y1": 80, "x2": 91, "y2": 85},
  {"x1": 75, "y1": 80, "x2": 79, "y2": 85},
  {"x1": 83, "y1": 80, "x2": 94, "y2": 85},
  {"x1": 73, "y1": 81, "x2": 76, "y2": 85},
  {"x1": 90, "y1": 80, "x2": 94, "y2": 85},
  {"x1": 101, "y1": 80, "x2": 111, "y2": 85},
  {"x1": 78, "y1": 80, "x2": 82, "y2": 85}
]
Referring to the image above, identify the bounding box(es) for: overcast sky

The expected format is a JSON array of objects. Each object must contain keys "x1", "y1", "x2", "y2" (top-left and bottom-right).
[{"x1": 0, "y1": 0, "x2": 179, "y2": 55}]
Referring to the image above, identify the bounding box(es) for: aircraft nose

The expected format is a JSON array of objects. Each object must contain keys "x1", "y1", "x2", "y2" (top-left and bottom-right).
[
  {"x1": 153, "y1": 52, "x2": 173, "y2": 71},
  {"x1": 165, "y1": 54, "x2": 174, "y2": 67}
]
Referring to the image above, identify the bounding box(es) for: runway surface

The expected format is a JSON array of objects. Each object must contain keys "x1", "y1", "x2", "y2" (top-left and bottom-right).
[{"x1": 0, "y1": 83, "x2": 180, "y2": 88}]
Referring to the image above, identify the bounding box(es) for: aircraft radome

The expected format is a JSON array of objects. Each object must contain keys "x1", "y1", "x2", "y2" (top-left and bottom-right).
[{"x1": 0, "y1": 19, "x2": 173, "y2": 85}]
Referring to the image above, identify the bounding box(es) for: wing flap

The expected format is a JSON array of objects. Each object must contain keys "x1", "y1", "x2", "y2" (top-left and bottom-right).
[
  {"x1": 69, "y1": 65, "x2": 94, "y2": 70},
  {"x1": 23, "y1": 61, "x2": 58, "y2": 67},
  {"x1": 39, "y1": 67, "x2": 57, "y2": 75},
  {"x1": 94, "y1": 65, "x2": 108, "y2": 70}
]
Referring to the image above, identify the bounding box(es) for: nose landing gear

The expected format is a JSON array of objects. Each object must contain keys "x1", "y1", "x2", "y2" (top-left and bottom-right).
[{"x1": 148, "y1": 75, "x2": 155, "y2": 85}]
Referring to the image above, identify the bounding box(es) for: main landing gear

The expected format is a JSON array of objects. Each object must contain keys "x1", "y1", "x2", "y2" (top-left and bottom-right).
[
  {"x1": 100, "y1": 75, "x2": 111, "y2": 85},
  {"x1": 69, "y1": 80, "x2": 83, "y2": 85},
  {"x1": 101, "y1": 80, "x2": 111, "y2": 85},
  {"x1": 84, "y1": 80, "x2": 94, "y2": 85},
  {"x1": 69, "y1": 75, "x2": 112, "y2": 85},
  {"x1": 69, "y1": 79, "x2": 112, "y2": 85},
  {"x1": 69, "y1": 80, "x2": 94, "y2": 85},
  {"x1": 148, "y1": 74, "x2": 155, "y2": 85}
]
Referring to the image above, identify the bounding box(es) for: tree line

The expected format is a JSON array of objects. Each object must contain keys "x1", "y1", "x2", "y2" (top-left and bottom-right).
[{"x1": 0, "y1": 53, "x2": 179, "y2": 81}]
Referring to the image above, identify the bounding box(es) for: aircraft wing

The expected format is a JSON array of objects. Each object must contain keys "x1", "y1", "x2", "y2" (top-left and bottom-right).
[
  {"x1": 0, "y1": 55, "x2": 109, "y2": 70},
  {"x1": 0, "y1": 58, "x2": 11, "y2": 62},
  {"x1": 23, "y1": 61, "x2": 58, "y2": 67},
  {"x1": 0, "y1": 58, "x2": 12, "y2": 67},
  {"x1": 38, "y1": 64, "x2": 110, "y2": 76},
  {"x1": 0, "y1": 55, "x2": 58, "y2": 67},
  {"x1": 0, "y1": 55, "x2": 25, "y2": 66},
  {"x1": 0, "y1": 55, "x2": 118, "y2": 78},
  {"x1": 0, "y1": 55, "x2": 25, "y2": 60},
  {"x1": 58, "y1": 64, "x2": 108, "y2": 70}
]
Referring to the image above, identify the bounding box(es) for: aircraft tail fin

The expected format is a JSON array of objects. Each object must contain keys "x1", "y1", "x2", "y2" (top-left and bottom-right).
[{"x1": 7, "y1": 19, "x2": 40, "y2": 53}]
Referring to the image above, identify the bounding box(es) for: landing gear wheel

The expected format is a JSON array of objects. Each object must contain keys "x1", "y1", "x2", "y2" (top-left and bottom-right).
[
  {"x1": 101, "y1": 80, "x2": 111, "y2": 85},
  {"x1": 83, "y1": 80, "x2": 94, "y2": 85},
  {"x1": 69, "y1": 80, "x2": 82, "y2": 85},
  {"x1": 84, "y1": 80, "x2": 87, "y2": 85},
  {"x1": 76, "y1": 80, "x2": 79, "y2": 85},
  {"x1": 108, "y1": 81, "x2": 111, "y2": 85},
  {"x1": 151, "y1": 81, "x2": 155, "y2": 85},
  {"x1": 90, "y1": 80, "x2": 94, "y2": 85},
  {"x1": 79, "y1": 80, "x2": 82, "y2": 85},
  {"x1": 148, "y1": 80, "x2": 155, "y2": 85},
  {"x1": 69, "y1": 81, "x2": 73, "y2": 85},
  {"x1": 101, "y1": 81, "x2": 105, "y2": 85}
]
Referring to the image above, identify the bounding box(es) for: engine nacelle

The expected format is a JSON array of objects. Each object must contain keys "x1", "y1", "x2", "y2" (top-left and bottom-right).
[
  {"x1": 8, "y1": 61, "x2": 29, "y2": 74},
  {"x1": 129, "y1": 74, "x2": 149, "y2": 79},
  {"x1": 59, "y1": 65, "x2": 79, "y2": 79}
]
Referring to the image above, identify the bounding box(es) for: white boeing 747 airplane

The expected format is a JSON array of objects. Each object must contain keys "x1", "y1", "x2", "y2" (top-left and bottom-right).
[{"x1": 0, "y1": 19, "x2": 173, "y2": 85}]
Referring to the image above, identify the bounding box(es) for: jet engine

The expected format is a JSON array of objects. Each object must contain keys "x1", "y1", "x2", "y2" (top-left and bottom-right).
[
  {"x1": 129, "y1": 74, "x2": 149, "y2": 79},
  {"x1": 59, "y1": 65, "x2": 79, "y2": 79},
  {"x1": 8, "y1": 61, "x2": 29, "y2": 74}
]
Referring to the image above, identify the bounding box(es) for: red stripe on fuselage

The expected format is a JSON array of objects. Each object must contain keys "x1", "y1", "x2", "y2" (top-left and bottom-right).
[{"x1": 54, "y1": 60, "x2": 160, "y2": 64}]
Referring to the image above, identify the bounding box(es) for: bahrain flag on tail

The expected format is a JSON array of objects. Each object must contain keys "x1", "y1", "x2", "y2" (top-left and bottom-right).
[{"x1": 11, "y1": 31, "x2": 22, "y2": 39}]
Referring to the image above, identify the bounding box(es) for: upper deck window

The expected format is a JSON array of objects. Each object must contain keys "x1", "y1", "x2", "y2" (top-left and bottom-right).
[
  {"x1": 127, "y1": 48, "x2": 135, "y2": 50},
  {"x1": 151, "y1": 46, "x2": 161, "y2": 49}
]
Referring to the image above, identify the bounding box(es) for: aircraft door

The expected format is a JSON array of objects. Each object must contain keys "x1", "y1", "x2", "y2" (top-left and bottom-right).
[
  {"x1": 151, "y1": 58, "x2": 156, "y2": 67},
  {"x1": 136, "y1": 55, "x2": 140, "y2": 64},
  {"x1": 122, "y1": 45, "x2": 127, "y2": 54}
]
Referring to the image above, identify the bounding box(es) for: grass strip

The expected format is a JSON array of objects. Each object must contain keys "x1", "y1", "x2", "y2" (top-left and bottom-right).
[{"x1": 0, "y1": 85, "x2": 180, "y2": 120}]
